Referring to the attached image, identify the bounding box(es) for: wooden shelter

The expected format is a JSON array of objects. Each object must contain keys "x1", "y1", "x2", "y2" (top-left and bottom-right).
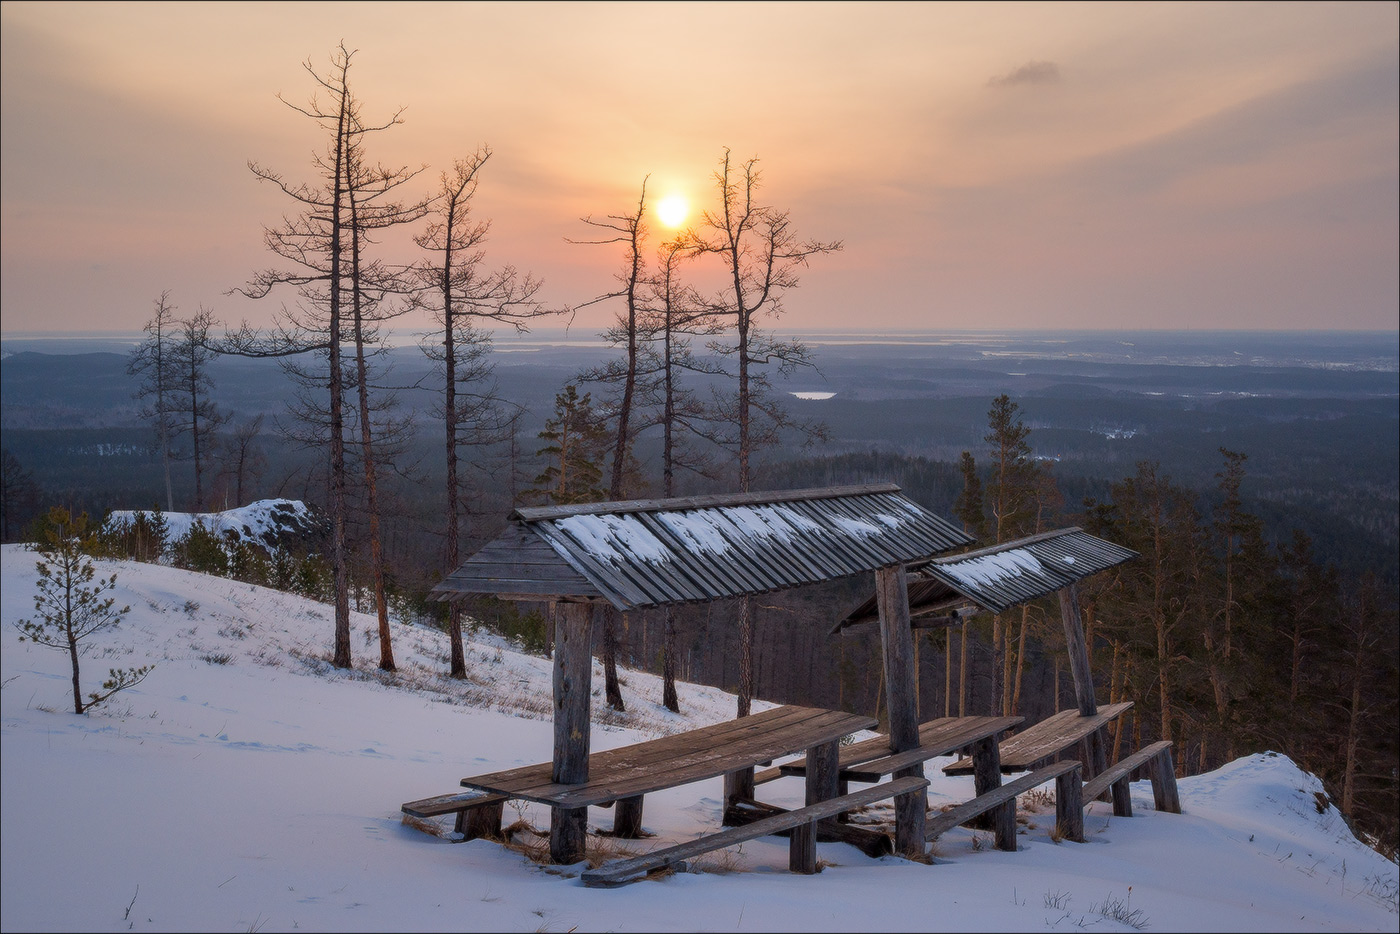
[{"x1": 428, "y1": 484, "x2": 1140, "y2": 866}]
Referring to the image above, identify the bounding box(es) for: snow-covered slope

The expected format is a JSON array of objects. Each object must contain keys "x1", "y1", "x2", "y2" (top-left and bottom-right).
[{"x1": 1, "y1": 545, "x2": 1395, "y2": 933}]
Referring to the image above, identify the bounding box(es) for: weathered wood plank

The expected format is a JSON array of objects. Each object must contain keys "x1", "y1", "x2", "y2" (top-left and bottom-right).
[
  {"x1": 581, "y1": 776, "x2": 928, "y2": 888},
  {"x1": 782, "y1": 715, "x2": 1023, "y2": 780},
  {"x1": 467, "y1": 705, "x2": 824, "y2": 792},
  {"x1": 1082, "y1": 740, "x2": 1180, "y2": 816},
  {"x1": 721, "y1": 798, "x2": 893, "y2": 857},
  {"x1": 926, "y1": 760, "x2": 1083, "y2": 848},
  {"x1": 943, "y1": 702, "x2": 1133, "y2": 775},
  {"x1": 516, "y1": 482, "x2": 904, "y2": 522},
  {"x1": 831, "y1": 716, "x2": 1024, "y2": 782},
  {"x1": 463, "y1": 706, "x2": 877, "y2": 809},
  {"x1": 400, "y1": 790, "x2": 508, "y2": 819}
]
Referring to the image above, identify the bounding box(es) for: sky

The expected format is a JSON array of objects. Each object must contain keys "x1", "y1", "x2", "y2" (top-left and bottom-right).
[
  {"x1": 1, "y1": 1, "x2": 1397, "y2": 335},
  {"x1": 3, "y1": 525, "x2": 1399, "y2": 932}
]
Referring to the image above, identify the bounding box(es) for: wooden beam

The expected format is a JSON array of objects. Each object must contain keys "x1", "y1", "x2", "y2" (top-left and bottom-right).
[
  {"x1": 875, "y1": 564, "x2": 927, "y2": 857},
  {"x1": 514, "y1": 482, "x2": 904, "y2": 522},
  {"x1": 550, "y1": 600, "x2": 593, "y2": 864},
  {"x1": 1057, "y1": 583, "x2": 1098, "y2": 717}
]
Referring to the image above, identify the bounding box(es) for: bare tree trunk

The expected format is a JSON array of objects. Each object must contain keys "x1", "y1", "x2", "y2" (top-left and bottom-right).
[
  {"x1": 990, "y1": 614, "x2": 1003, "y2": 717},
  {"x1": 662, "y1": 606, "x2": 679, "y2": 712},
  {"x1": 737, "y1": 598, "x2": 754, "y2": 718},
  {"x1": 944, "y1": 627, "x2": 953, "y2": 718},
  {"x1": 348, "y1": 188, "x2": 394, "y2": 673},
  {"x1": 600, "y1": 606, "x2": 624, "y2": 711},
  {"x1": 958, "y1": 620, "x2": 968, "y2": 717},
  {"x1": 1011, "y1": 604, "x2": 1029, "y2": 714},
  {"x1": 328, "y1": 77, "x2": 353, "y2": 671}
]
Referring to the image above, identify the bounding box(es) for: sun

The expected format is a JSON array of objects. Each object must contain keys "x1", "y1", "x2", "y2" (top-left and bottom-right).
[{"x1": 656, "y1": 194, "x2": 689, "y2": 228}]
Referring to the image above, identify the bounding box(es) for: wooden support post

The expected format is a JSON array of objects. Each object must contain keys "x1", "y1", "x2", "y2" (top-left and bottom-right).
[
  {"x1": 875, "y1": 564, "x2": 927, "y2": 858},
  {"x1": 791, "y1": 739, "x2": 839, "y2": 873},
  {"x1": 1057, "y1": 584, "x2": 1098, "y2": 718},
  {"x1": 1055, "y1": 768, "x2": 1084, "y2": 843},
  {"x1": 613, "y1": 796, "x2": 644, "y2": 838},
  {"x1": 550, "y1": 600, "x2": 593, "y2": 864}
]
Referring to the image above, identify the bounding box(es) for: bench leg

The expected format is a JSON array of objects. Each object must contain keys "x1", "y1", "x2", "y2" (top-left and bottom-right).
[
  {"x1": 550, "y1": 805, "x2": 588, "y2": 864},
  {"x1": 1110, "y1": 776, "x2": 1133, "y2": 817},
  {"x1": 790, "y1": 819, "x2": 818, "y2": 873},
  {"x1": 722, "y1": 767, "x2": 756, "y2": 824},
  {"x1": 805, "y1": 739, "x2": 840, "y2": 862},
  {"x1": 893, "y1": 765, "x2": 927, "y2": 859},
  {"x1": 1150, "y1": 747, "x2": 1182, "y2": 814},
  {"x1": 464, "y1": 800, "x2": 505, "y2": 840},
  {"x1": 1054, "y1": 768, "x2": 1084, "y2": 843},
  {"x1": 967, "y1": 735, "x2": 1003, "y2": 831},
  {"x1": 613, "y1": 795, "x2": 644, "y2": 838},
  {"x1": 992, "y1": 800, "x2": 1017, "y2": 851}
]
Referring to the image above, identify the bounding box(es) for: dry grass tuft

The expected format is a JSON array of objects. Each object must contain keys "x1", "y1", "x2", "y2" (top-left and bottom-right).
[{"x1": 401, "y1": 814, "x2": 449, "y2": 838}]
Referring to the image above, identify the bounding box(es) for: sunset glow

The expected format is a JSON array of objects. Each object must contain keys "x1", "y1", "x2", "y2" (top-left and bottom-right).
[
  {"x1": 0, "y1": 2, "x2": 1394, "y2": 333},
  {"x1": 656, "y1": 194, "x2": 688, "y2": 228}
]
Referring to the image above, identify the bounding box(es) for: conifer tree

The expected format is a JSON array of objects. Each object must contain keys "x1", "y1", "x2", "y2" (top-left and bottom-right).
[
  {"x1": 529, "y1": 385, "x2": 608, "y2": 506},
  {"x1": 16, "y1": 507, "x2": 151, "y2": 715}
]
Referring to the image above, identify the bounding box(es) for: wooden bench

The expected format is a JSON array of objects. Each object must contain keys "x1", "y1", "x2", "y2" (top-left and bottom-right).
[
  {"x1": 580, "y1": 775, "x2": 929, "y2": 887},
  {"x1": 926, "y1": 760, "x2": 1085, "y2": 850},
  {"x1": 1081, "y1": 739, "x2": 1181, "y2": 817},
  {"x1": 943, "y1": 702, "x2": 1133, "y2": 777},
  {"x1": 401, "y1": 790, "x2": 509, "y2": 840}
]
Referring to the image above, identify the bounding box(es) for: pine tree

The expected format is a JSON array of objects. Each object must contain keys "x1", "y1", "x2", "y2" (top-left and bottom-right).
[
  {"x1": 15, "y1": 507, "x2": 151, "y2": 715},
  {"x1": 529, "y1": 386, "x2": 608, "y2": 506}
]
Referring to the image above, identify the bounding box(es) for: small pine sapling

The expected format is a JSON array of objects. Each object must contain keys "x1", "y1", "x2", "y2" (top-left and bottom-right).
[{"x1": 15, "y1": 507, "x2": 152, "y2": 714}]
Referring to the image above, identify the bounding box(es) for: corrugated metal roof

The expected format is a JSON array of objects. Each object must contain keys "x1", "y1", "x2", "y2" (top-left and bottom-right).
[
  {"x1": 432, "y1": 483, "x2": 974, "y2": 610},
  {"x1": 835, "y1": 527, "x2": 1138, "y2": 630}
]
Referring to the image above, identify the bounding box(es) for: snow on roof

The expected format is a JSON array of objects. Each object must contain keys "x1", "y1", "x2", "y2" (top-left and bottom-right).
[{"x1": 435, "y1": 484, "x2": 974, "y2": 609}]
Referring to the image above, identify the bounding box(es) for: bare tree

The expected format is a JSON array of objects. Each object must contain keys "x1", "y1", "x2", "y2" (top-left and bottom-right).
[
  {"x1": 571, "y1": 178, "x2": 657, "y2": 712},
  {"x1": 220, "y1": 415, "x2": 267, "y2": 506},
  {"x1": 643, "y1": 237, "x2": 723, "y2": 713},
  {"x1": 416, "y1": 149, "x2": 555, "y2": 678},
  {"x1": 219, "y1": 43, "x2": 402, "y2": 670},
  {"x1": 171, "y1": 307, "x2": 229, "y2": 510},
  {"x1": 127, "y1": 292, "x2": 180, "y2": 511},
  {"x1": 684, "y1": 148, "x2": 841, "y2": 726}
]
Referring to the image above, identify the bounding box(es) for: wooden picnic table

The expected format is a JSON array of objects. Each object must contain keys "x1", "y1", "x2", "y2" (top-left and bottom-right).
[{"x1": 460, "y1": 704, "x2": 879, "y2": 866}]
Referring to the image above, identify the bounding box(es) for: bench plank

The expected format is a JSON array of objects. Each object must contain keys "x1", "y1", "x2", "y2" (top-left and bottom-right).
[
  {"x1": 1082, "y1": 740, "x2": 1180, "y2": 815},
  {"x1": 779, "y1": 715, "x2": 1023, "y2": 783},
  {"x1": 943, "y1": 702, "x2": 1132, "y2": 776},
  {"x1": 581, "y1": 776, "x2": 929, "y2": 887},
  {"x1": 926, "y1": 760, "x2": 1082, "y2": 849},
  {"x1": 402, "y1": 791, "x2": 509, "y2": 839},
  {"x1": 401, "y1": 790, "x2": 508, "y2": 819}
]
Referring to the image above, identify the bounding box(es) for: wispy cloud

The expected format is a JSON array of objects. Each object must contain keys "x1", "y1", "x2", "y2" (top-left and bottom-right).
[{"x1": 988, "y1": 60, "x2": 1062, "y2": 88}]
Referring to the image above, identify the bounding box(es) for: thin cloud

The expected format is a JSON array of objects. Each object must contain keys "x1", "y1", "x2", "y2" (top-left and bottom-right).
[{"x1": 988, "y1": 60, "x2": 1062, "y2": 88}]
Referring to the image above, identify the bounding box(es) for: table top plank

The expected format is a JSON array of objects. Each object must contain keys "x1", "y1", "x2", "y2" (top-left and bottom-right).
[
  {"x1": 779, "y1": 715, "x2": 1023, "y2": 779},
  {"x1": 942, "y1": 702, "x2": 1133, "y2": 775},
  {"x1": 462, "y1": 704, "x2": 878, "y2": 809}
]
